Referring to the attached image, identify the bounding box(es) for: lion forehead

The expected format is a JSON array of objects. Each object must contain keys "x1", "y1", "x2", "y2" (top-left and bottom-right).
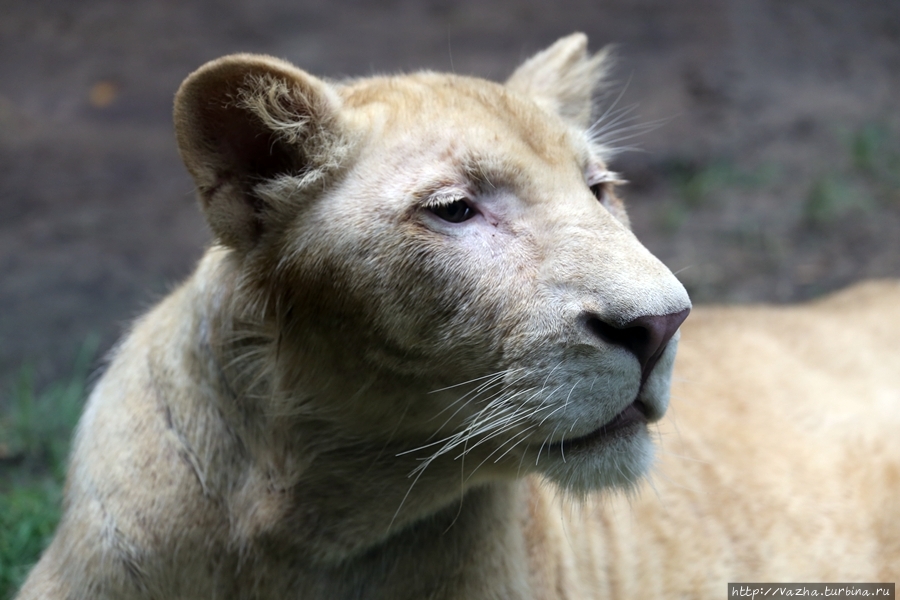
[{"x1": 340, "y1": 73, "x2": 594, "y2": 174}]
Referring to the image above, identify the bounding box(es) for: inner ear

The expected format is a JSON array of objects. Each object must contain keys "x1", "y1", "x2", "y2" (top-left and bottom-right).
[
  {"x1": 196, "y1": 87, "x2": 300, "y2": 186},
  {"x1": 174, "y1": 55, "x2": 345, "y2": 251}
]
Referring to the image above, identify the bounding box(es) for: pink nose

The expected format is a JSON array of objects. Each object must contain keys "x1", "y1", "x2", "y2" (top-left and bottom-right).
[{"x1": 586, "y1": 308, "x2": 691, "y2": 381}]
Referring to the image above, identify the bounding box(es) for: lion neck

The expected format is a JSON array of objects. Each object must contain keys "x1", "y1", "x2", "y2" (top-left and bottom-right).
[
  {"x1": 258, "y1": 482, "x2": 536, "y2": 599},
  {"x1": 179, "y1": 251, "x2": 538, "y2": 597}
]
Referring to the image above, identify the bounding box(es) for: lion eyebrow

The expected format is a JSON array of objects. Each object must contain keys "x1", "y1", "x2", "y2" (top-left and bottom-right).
[
  {"x1": 405, "y1": 152, "x2": 525, "y2": 206},
  {"x1": 464, "y1": 151, "x2": 554, "y2": 195},
  {"x1": 410, "y1": 178, "x2": 470, "y2": 205},
  {"x1": 595, "y1": 170, "x2": 626, "y2": 185},
  {"x1": 460, "y1": 159, "x2": 499, "y2": 190}
]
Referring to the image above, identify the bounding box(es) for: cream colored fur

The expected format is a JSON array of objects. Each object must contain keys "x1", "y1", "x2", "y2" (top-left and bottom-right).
[{"x1": 16, "y1": 34, "x2": 899, "y2": 599}]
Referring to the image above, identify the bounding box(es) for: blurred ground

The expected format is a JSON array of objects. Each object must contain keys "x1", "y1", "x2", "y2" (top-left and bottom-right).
[{"x1": 1, "y1": 0, "x2": 899, "y2": 392}]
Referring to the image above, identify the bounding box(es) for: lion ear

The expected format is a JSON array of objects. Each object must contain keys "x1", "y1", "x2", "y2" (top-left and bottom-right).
[
  {"x1": 174, "y1": 54, "x2": 347, "y2": 251},
  {"x1": 505, "y1": 33, "x2": 611, "y2": 129}
]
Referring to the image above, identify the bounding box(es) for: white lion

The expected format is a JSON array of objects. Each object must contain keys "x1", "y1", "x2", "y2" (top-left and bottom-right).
[{"x1": 17, "y1": 34, "x2": 899, "y2": 599}]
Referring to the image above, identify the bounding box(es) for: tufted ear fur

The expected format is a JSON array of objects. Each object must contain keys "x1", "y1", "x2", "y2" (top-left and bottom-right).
[
  {"x1": 505, "y1": 33, "x2": 612, "y2": 129},
  {"x1": 174, "y1": 54, "x2": 349, "y2": 251}
]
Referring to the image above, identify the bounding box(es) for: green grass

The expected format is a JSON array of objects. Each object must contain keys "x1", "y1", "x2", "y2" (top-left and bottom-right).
[
  {"x1": 655, "y1": 122, "x2": 900, "y2": 233},
  {"x1": 0, "y1": 482, "x2": 63, "y2": 596},
  {"x1": 675, "y1": 161, "x2": 778, "y2": 209},
  {"x1": 0, "y1": 337, "x2": 97, "y2": 599},
  {"x1": 657, "y1": 159, "x2": 780, "y2": 231},
  {"x1": 803, "y1": 121, "x2": 900, "y2": 227},
  {"x1": 803, "y1": 174, "x2": 873, "y2": 226}
]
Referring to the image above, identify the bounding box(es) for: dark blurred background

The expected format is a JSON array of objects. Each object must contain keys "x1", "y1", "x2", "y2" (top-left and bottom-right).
[{"x1": 1, "y1": 0, "x2": 899, "y2": 394}]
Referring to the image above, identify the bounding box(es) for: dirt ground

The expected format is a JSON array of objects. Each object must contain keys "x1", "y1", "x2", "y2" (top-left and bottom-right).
[{"x1": 1, "y1": 0, "x2": 899, "y2": 393}]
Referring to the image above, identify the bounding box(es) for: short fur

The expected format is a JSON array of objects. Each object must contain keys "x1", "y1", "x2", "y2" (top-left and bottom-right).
[{"x1": 17, "y1": 34, "x2": 899, "y2": 599}]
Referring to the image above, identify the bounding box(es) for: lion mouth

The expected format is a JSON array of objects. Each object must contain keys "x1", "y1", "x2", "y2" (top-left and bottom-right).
[{"x1": 558, "y1": 400, "x2": 649, "y2": 451}]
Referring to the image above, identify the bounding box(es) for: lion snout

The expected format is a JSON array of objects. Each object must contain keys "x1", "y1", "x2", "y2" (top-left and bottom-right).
[{"x1": 583, "y1": 307, "x2": 690, "y2": 383}]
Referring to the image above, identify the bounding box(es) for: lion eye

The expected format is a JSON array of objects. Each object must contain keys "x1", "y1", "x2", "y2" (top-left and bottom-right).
[
  {"x1": 429, "y1": 199, "x2": 475, "y2": 223},
  {"x1": 590, "y1": 183, "x2": 607, "y2": 204}
]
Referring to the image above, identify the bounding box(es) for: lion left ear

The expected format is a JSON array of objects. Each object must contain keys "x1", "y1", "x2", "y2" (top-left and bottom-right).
[
  {"x1": 173, "y1": 54, "x2": 350, "y2": 252},
  {"x1": 505, "y1": 33, "x2": 612, "y2": 129}
]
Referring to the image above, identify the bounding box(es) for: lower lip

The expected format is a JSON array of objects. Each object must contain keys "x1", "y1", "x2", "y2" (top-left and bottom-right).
[{"x1": 559, "y1": 400, "x2": 649, "y2": 451}]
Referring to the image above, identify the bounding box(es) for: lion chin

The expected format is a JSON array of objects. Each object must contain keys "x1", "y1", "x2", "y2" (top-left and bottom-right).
[{"x1": 16, "y1": 33, "x2": 900, "y2": 600}]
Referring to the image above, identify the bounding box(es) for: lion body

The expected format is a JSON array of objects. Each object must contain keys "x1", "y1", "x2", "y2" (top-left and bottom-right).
[
  {"x1": 16, "y1": 34, "x2": 899, "y2": 599},
  {"x1": 528, "y1": 280, "x2": 900, "y2": 597}
]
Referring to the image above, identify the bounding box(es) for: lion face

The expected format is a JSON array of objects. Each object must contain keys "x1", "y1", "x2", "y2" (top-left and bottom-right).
[{"x1": 174, "y1": 34, "x2": 690, "y2": 498}]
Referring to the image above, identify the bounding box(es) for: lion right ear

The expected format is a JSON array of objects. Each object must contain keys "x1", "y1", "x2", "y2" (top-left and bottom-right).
[
  {"x1": 174, "y1": 54, "x2": 348, "y2": 251},
  {"x1": 505, "y1": 33, "x2": 612, "y2": 129}
]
